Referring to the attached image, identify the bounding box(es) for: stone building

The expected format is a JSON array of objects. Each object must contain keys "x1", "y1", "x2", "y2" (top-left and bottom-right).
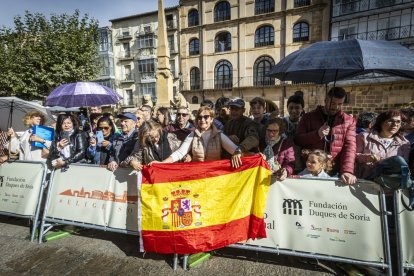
[
  {"x1": 328, "y1": 0, "x2": 414, "y2": 115},
  {"x1": 110, "y1": 6, "x2": 180, "y2": 108},
  {"x1": 178, "y1": 0, "x2": 331, "y2": 112}
]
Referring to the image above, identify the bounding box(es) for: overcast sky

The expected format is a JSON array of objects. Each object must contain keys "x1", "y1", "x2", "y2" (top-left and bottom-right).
[{"x1": 0, "y1": 0, "x2": 179, "y2": 28}]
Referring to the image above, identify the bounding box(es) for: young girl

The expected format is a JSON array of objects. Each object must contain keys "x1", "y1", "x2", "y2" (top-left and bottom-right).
[{"x1": 299, "y1": 149, "x2": 332, "y2": 178}]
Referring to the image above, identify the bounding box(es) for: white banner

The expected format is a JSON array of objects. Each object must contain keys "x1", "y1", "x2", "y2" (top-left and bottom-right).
[
  {"x1": 398, "y1": 189, "x2": 414, "y2": 267},
  {"x1": 0, "y1": 162, "x2": 45, "y2": 217},
  {"x1": 46, "y1": 165, "x2": 138, "y2": 232},
  {"x1": 248, "y1": 178, "x2": 384, "y2": 263}
]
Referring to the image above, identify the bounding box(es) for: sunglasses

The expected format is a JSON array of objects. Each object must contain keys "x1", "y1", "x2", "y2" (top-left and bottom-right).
[
  {"x1": 177, "y1": 113, "x2": 189, "y2": 117},
  {"x1": 197, "y1": 115, "x2": 210, "y2": 121},
  {"x1": 98, "y1": 126, "x2": 111, "y2": 131}
]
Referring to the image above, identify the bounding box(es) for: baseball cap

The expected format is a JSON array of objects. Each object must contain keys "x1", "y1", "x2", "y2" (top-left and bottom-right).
[
  {"x1": 117, "y1": 112, "x2": 137, "y2": 122},
  {"x1": 229, "y1": 98, "x2": 245, "y2": 108}
]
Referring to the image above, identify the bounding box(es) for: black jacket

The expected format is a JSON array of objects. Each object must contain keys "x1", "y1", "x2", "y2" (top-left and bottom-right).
[{"x1": 47, "y1": 131, "x2": 86, "y2": 167}]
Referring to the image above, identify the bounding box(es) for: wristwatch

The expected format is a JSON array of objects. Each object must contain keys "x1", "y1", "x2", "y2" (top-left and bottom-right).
[{"x1": 233, "y1": 147, "x2": 242, "y2": 155}]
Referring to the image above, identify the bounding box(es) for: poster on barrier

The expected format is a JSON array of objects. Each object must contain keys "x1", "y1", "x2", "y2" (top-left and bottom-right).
[
  {"x1": 247, "y1": 178, "x2": 384, "y2": 263},
  {"x1": 398, "y1": 189, "x2": 414, "y2": 267},
  {"x1": 0, "y1": 162, "x2": 44, "y2": 217},
  {"x1": 46, "y1": 165, "x2": 138, "y2": 232}
]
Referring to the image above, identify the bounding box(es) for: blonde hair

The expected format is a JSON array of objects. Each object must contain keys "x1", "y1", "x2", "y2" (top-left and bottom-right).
[
  {"x1": 302, "y1": 149, "x2": 333, "y2": 173},
  {"x1": 23, "y1": 111, "x2": 46, "y2": 127}
]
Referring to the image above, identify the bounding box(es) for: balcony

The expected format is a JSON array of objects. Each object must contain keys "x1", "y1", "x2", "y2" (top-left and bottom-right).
[
  {"x1": 121, "y1": 99, "x2": 135, "y2": 107},
  {"x1": 118, "y1": 51, "x2": 133, "y2": 61},
  {"x1": 136, "y1": 48, "x2": 156, "y2": 59},
  {"x1": 116, "y1": 30, "x2": 132, "y2": 41},
  {"x1": 331, "y1": 25, "x2": 414, "y2": 41},
  {"x1": 167, "y1": 20, "x2": 178, "y2": 30},
  {"x1": 137, "y1": 25, "x2": 155, "y2": 36},
  {"x1": 181, "y1": 76, "x2": 277, "y2": 91},
  {"x1": 120, "y1": 74, "x2": 135, "y2": 84},
  {"x1": 332, "y1": 0, "x2": 404, "y2": 17},
  {"x1": 138, "y1": 72, "x2": 156, "y2": 82}
]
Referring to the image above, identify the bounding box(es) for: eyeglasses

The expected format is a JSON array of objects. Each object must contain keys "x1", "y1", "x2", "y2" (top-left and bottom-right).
[
  {"x1": 98, "y1": 126, "x2": 110, "y2": 131},
  {"x1": 177, "y1": 113, "x2": 189, "y2": 117},
  {"x1": 266, "y1": 129, "x2": 279, "y2": 134},
  {"x1": 197, "y1": 115, "x2": 210, "y2": 121},
  {"x1": 386, "y1": 119, "x2": 402, "y2": 125}
]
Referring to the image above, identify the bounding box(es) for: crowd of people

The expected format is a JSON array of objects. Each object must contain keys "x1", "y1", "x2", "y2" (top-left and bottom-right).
[{"x1": 1, "y1": 87, "x2": 414, "y2": 191}]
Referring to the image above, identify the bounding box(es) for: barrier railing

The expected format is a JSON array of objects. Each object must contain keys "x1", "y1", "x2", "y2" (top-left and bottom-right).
[
  {"x1": 38, "y1": 164, "x2": 139, "y2": 244},
  {"x1": 395, "y1": 189, "x2": 414, "y2": 275},
  {"x1": 0, "y1": 161, "x2": 48, "y2": 242},
  {"x1": 227, "y1": 177, "x2": 392, "y2": 275},
  {"x1": 1, "y1": 162, "x2": 396, "y2": 273}
]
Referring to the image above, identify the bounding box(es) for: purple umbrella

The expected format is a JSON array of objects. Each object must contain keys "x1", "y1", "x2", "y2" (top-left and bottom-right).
[{"x1": 45, "y1": 82, "x2": 122, "y2": 108}]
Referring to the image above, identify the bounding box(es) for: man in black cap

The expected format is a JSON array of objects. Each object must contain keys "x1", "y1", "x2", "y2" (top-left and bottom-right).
[
  {"x1": 107, "y1": 112, "x2": 139, "y2": 171},
  {"x1": 223, "y1": 98, "x2": 259, "y2": 154}
]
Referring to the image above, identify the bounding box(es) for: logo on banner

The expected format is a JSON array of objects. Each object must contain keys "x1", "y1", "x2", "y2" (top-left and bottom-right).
[
  {"x1": 283, "y1": 199, "x2": 303, "y2": 216},
  {"x1": 161, "y1": 187, "x2": 202, "y2": 229},
  {"x1": 59, "y1": 188, "x2": 138, "y2": 203},
  {"x1": 0, "y1": 176, "x2": 3, "y2": 187}
]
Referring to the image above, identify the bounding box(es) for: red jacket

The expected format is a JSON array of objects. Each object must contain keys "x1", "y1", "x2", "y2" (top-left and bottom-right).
[{"x1": 294, "y1": 106, "x2": 356, "y2": 174}]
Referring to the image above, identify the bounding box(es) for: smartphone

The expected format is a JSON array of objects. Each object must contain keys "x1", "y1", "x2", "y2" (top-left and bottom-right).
[
  {"x1": 95, "y1": 130, "x2": 104, "y2": 146},
  {"x1": 61, "y1": 132, "x2": 71, "y2": 141}
]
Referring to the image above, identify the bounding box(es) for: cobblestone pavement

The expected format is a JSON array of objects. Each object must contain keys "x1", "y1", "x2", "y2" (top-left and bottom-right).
[{"x1": 0, "y1": 216, "x2": 346, "y2": 275}]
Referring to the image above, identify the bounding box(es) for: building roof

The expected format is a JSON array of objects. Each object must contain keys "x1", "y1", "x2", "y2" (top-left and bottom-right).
[{"x1": 109, "y1": 5, "x2": 179, "y2": 23}]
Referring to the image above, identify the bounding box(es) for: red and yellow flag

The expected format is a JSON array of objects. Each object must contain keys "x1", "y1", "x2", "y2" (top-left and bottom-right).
[{"x1": 139, "y1": 155, "x2": 272, "y2": 254}]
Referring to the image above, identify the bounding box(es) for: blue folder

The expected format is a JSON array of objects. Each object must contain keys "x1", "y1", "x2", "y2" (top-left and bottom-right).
[{"x1": 31, "y1": 125, "x2": 55, "y2": 148}]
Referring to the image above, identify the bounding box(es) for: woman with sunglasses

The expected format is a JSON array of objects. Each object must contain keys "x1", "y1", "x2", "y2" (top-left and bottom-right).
[
  {"x1": 259, "y1": 118, "x2": 295, "y2": 181},
  {"x1": 355, "y1": 109, "x2": 410, "y2": 180},
  {"x1": 86, "y1": 116, "x2": 119, "y2": 165},
  {"x1": 151, "y1": 106, "x2": 242, "y2": 168},
  {"x1": 47, "y1": 114, "x2": 86, "y2": 170}
]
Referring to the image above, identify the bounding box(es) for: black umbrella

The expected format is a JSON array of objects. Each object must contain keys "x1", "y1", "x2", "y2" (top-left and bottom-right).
[{"x1": 268, "y1": 39, "x2": 414, "y2": 84}]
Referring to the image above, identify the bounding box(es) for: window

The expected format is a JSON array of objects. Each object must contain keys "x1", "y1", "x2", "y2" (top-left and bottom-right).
[
  {"x1": 215, "y1": 32, "x2": 231, "y2": 52},
  {"x1": 189, "y1": 38, "x2": 200, "y2": 55},
  {"x1": 255, "y1": 0, "x2": 275, "y2": 15},
  {"x1": 168, "y1": 35, "x2": 175, "y2": 52},
  {"x1": 98, "y1": 29, "x2": 112, "y2": 52},
  {"x1": 122, "y1": 43, "x2": 131, "y2": 57},
  {"x1": 293, "y1": 22, "x2": 309, "y2": 42},
  {"x1": 188, "y1": 9, "x2": 199, "y2": 27},
  {"x1": 255, "y1": 25, "x2": 274, "y2": 47},
  {"x1": 214, "y1": 1, "x2": 231, "y2": 22},
  {"x1": 254, "y1": 56, "x2": 275, "y2": 86},
  {"x1": 192, "y1": 96, "x2": 199, "y2": 104},
  {"x1": 215, "y1": 60, "x2": 232, "y2": 89},
  {"x1": 294, "y1": 0, "x2": 311, "y2": 8},
  {"x1": 125, "y1": 89, "x2": 134, "y2": 105},
  {"x1": 190, "y1": 67, "x2": 200, "y2": 90},
  {"x1": 170, "y1": 59, "x2": 176, "y2": 77},
  {"x1": 124, "y1": 65, "x2": 133, "y2": 81},
  {"x1": 139, "y1": 83, "x2": 156, "y2": 99},
  {"x1": 137, "y1": 34, "x2": 156, "y2": 49},
  {"x1": 138, "y1": 58, "x2": 156, "y2": 79}
]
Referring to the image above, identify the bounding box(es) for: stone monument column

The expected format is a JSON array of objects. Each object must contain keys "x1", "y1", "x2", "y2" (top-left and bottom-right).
[{"x1": 155, "y1": 0, "x2": 173, "y2": 108}]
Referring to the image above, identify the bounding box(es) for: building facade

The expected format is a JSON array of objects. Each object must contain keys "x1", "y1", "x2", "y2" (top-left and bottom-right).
[
  {"x1": 329, "y1": 0, "x2": 414, "y2": 114},
  {"x1": 110, "y1": 7, "x2": 180, "y2": 108},
  {"x1": 179, "y1": 0, "x2": 331, "y2": 110},
  {"x1": 95, "y1": 27, "x2": 116, "y2": 90}
]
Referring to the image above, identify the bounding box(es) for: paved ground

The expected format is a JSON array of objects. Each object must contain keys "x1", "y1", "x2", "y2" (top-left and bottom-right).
[{"x1": 0, "y1": 216, "x2": 358, "y2": 275}]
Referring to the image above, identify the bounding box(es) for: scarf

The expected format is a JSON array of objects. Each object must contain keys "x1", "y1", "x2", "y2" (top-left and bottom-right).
[{"x1": 263, "y1": 136, "x2": 281, "y2": 171}]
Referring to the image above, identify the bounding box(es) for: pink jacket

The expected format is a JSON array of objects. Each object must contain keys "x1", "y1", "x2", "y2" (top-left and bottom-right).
[
  {"x1": 355, "y1": 131, "x2": 410, "y2": 179},
  {"x1": 260, "y1": 137, "x2": 295, "y2": 176},
  {"x1": 294, "y1": 106, "x2": 356, "y2": 174}
]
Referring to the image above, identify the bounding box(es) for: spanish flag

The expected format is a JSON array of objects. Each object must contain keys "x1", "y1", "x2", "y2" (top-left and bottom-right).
[{"x1": 139, "y1": 155, "x2": 272, "y2": 254}]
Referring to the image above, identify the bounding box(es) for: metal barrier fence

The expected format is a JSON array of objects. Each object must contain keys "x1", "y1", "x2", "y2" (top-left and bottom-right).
[
  {"x1": 1, "y1": 162, "x2": 406, "y2": 274},
  {"x1": 395, "y1": 189, "x2": 414, "y2": 275},
  {"x1": 0, "y1": 161, "x2": 48, "y2": 242}
]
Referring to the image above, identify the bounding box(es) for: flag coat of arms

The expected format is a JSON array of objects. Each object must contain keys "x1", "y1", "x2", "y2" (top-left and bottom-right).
[{"x1": 138, "y1": 155, "x2": 272, "y2": 254}]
